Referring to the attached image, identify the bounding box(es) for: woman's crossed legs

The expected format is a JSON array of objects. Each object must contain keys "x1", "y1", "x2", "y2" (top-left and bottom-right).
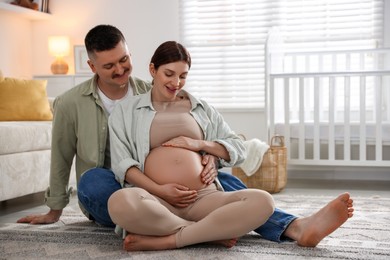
[{"x1": 108, "y1": 185, "x2": 274, "y2": 251}]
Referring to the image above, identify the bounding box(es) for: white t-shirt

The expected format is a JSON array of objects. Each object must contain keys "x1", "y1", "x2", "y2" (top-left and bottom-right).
[{"x1": 97, "y1": 83, "x2": 134, "y2": 115}]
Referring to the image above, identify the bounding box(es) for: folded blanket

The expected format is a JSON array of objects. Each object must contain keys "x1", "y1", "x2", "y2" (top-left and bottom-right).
[{"x1": 239, "y1": 138, "x2": 269, "y2": 177}]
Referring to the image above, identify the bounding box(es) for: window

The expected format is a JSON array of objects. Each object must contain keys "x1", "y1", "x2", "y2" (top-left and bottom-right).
[{"x1": 180, "y1": 0, "x2": 384, "y2": 110}]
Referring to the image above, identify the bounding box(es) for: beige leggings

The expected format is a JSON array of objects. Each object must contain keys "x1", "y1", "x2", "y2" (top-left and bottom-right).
[{"x1": 108, "y1": 184, "x2": 274, "y2": 248}]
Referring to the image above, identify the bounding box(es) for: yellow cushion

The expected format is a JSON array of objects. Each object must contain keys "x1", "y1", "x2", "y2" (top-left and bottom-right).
[{"x1": 0, "y1": 76, "x2": 53, "y2": 121}]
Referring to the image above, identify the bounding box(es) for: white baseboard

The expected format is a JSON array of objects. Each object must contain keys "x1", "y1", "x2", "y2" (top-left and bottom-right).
[
  {"x1": 222, "y1": 166, "x2": 390, "y2": 181},
  {"x1": 287, "y1": 165, "x2": 390, "y2": 181}
]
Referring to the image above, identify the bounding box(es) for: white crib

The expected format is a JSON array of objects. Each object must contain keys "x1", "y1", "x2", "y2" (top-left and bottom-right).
[{"x1": 265, "y1": 31, "x2": 390, "y2": 167}]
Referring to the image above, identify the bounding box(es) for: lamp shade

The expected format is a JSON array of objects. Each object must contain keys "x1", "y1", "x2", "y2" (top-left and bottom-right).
[
  {"x1": 48, "y1": 36, "x2": 70, "y2": 57},
  {"x1": 48, "y1": 36, "x2": 70, "y2": 74}
]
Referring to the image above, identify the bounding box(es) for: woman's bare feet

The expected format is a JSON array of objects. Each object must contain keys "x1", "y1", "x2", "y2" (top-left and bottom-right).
[
  {"x1": 209, "y1": 238, "x2": 239, "y2": 248},
  {"x1": 123, "y1": 233, "x2": 176, "y2": 251},
  {"x1": 123, "y1": 234, "x2": 239, "y2": 251},
  {"x1": 284, "y1": 192, "x2": 354, "y2": 247}
]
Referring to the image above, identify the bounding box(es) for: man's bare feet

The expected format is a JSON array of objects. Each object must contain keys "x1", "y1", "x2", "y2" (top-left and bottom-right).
[
  {"x1": 284, "y1": 192, "x2": 354, "y2": 247},
  {"x1": 123, "y1": 233, "x2": 176, "y2": 251}
]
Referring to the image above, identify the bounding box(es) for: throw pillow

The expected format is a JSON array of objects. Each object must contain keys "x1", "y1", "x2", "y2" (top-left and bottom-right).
[{"x1": 0, "y1": 76, "x2": 53, "y2": 121}]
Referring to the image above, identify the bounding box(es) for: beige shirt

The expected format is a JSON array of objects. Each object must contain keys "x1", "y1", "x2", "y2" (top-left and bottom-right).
[
  {"x1": 150, "y1": 99, "x2": 203, "y2": 149},
  {"x1": 45, "y1": 74, "x2": 151, "y2": 211}
]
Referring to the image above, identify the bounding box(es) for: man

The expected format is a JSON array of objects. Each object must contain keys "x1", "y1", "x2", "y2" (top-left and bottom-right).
[{"x1": 18, "y1": 24, "x2": 353, "y2": 247}]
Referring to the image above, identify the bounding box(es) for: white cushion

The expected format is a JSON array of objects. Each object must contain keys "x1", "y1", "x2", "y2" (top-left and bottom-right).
[{"x1": 0, "y1": 121, "x2": 52, "y2": 155}]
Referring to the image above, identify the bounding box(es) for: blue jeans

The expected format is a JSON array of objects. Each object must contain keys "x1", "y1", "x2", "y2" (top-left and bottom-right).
[
  {"x1": 78, "y1": 168, "x2": 296, "y2": 242},
  {"x1": 218, "y1": 171, "x2": 297, "y2": 242},
  {"x1": 77, "y1": 168, "x2": 121, "y2": 227}
]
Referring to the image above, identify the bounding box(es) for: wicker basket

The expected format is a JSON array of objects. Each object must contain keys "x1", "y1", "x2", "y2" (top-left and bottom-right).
[{"x1": 232, "y1": 135, "x2": 287, "y2": 193}]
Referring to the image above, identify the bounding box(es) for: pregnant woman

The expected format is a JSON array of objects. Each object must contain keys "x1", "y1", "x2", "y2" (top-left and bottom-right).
[{"x1": 107, "y1": 41, "x2": 275, "y2": 251}]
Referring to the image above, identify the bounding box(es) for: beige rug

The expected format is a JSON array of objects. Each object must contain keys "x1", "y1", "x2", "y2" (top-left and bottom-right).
[{"x1": 0, "y1": 194, "x2": 389, "y2": 259}]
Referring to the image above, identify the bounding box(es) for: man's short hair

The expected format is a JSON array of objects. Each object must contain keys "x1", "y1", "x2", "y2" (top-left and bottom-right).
[{"x1": 84, "y1": 24, "x2": 126, "y2": 56}]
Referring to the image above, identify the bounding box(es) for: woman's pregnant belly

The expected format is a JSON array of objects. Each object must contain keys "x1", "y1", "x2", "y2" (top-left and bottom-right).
[{"x1": 144, "y1": 146, "x2": 207, "y2": 190}]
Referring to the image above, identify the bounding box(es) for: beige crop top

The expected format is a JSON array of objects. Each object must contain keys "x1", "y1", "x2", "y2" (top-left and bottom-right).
[{"x1": 150, "y1": 98, "x2": 204, "y2": 149}]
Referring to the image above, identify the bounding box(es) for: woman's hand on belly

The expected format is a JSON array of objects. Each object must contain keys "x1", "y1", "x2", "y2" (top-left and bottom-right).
[
  {"x1": 161, "y1": 136, "x2": 203, "y2": 152},
  {"x1": 200, "y1": 154, "x2": 219, "y2": 185},
  {"x1": 158, "y1": 183, "x2": 198, "y2": 208}
]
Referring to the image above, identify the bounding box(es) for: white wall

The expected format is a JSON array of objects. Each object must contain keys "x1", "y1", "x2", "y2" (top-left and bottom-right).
[
  {"x1": 31, "y1": 0, "x2": 181, "y2": 80},
  {"x1": 0, "y1": 5, "x2": 33, "y2": 78}
]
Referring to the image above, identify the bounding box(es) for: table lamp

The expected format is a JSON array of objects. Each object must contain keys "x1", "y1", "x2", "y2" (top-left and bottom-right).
[{"x1": 48, "y1": 36, "x2": 70, "y2": 74}]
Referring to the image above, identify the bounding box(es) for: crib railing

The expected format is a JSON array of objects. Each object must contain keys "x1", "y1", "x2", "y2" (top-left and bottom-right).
[
  {"x1": 264, "y1": 28, "x2": 390, "y2": 167},
  {"x1": 282, "y1": 48, "x2": 390, "y2": 73},
  {"x1": 268, "y1": 70, "x2": 390, "y2": 167}
]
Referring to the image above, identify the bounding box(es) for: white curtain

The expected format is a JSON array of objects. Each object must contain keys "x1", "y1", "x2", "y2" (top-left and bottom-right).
[{"x1": 180, "y1": 0, "x2": 384, "y2": 110}]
